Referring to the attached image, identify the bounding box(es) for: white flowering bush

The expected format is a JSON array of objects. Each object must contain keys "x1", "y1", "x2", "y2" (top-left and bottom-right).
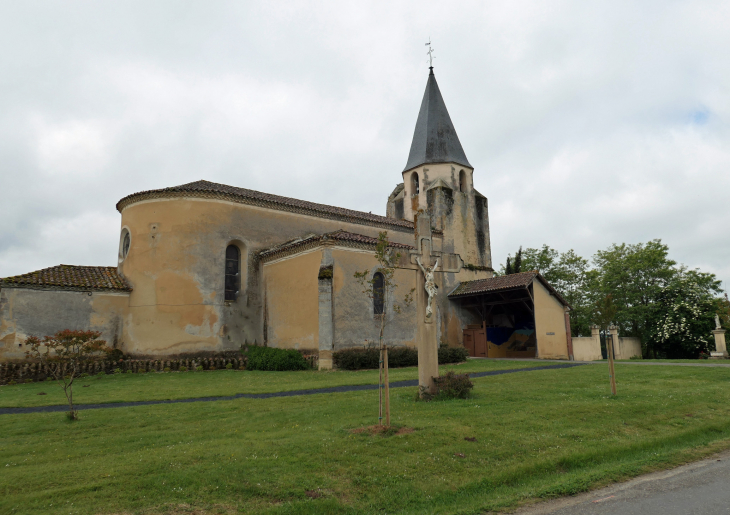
[{"x1": 648, "y1": 269, "x2": 718, "y2": 358}]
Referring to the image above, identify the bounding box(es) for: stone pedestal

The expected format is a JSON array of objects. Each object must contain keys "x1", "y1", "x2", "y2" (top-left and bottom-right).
[
  {"x1": 417, "y1": 278, "x2": 439, "y2": 396},
  {"x1": 711, "y1": 329, "x2": 727, "y2": 359}
]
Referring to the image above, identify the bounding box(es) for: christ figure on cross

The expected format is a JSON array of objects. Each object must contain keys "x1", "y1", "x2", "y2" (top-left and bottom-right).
[{"x1": 417, "y1": 256, "x2": 440, "y2": 318}]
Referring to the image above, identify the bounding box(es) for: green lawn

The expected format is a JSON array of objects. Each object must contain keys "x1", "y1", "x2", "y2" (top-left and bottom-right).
[
  {"x1": 2, "y1": 361, "x2": 730, "y2": 514},
  {"x1": 0, "y1": 359, "x2": 537, "y2": 409},
  {"x1": 615, "y1": 359, "x2": 730, "y2": 364}
]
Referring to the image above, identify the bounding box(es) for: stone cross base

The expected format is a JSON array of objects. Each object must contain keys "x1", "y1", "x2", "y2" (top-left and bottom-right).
[{"x1": 712, "y1": 329, "x2": 727, "y2": 360}]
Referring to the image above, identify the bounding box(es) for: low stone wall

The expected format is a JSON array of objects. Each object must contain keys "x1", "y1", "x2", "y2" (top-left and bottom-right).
[
  {"x1": 1, "y1": 350, "x2": 320, "y2": 385},
  {"x1": 615, "y1": 337, "x2": 642, "y2": 360},
  {"x1": 572, "y1": 326, "x2": 642, "y2": 361},
  {"x1": 572, "y1": 336, "x2": 602, "y2": 361},
  {"x1": 0, "y1": 357, "x2": 246, "y2": 385}
]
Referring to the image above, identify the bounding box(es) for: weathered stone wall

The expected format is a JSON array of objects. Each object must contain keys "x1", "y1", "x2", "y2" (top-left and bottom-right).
[
  {"x1": 0, "y1": 288, "x2": 128, "y2": 362},
  {"x1": 399, "y1": 162, "x2": 492, "y2": 271},
  {"x1": 331, "y1": 248, "x2": 418, "y2": 349},
  {"x1": 118, "y1": 197, "x2": 428, "y2": 356}
]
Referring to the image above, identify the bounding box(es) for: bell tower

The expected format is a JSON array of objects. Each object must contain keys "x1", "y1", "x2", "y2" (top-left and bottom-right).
[{"x1": 387, "y1": 67, "x2": 492, "y2": 269}]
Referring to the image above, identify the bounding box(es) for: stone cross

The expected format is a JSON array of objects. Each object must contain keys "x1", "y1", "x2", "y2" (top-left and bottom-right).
[{"x1": 408, "y1": 211, "x2": 462, "y2": 397}]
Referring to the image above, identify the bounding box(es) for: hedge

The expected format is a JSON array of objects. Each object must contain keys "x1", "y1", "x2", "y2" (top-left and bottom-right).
[
  {"x1": 333, "y1": 345, "x2": 469, "y2": 371},
  {"x1": 244, "y1": 346, "x2": 311, "y2": 371}
]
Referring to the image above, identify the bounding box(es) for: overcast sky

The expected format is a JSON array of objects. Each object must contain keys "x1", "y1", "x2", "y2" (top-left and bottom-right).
[{"x1": 1, "y1": 1, "x2": 728, "y2": 289}]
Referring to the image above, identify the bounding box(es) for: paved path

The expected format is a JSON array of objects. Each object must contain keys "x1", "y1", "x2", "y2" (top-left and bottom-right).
[
  {"x1": 0, "y1": 362, "x2": 581, "y2": 416},
  {"x1": 514, "y1": 449, "x2": 730, "y2": 515}
]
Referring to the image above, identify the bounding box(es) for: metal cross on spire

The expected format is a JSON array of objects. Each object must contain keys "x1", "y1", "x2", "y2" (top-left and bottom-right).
[{"x1": 425, "y1": 39, "x2": 435, "y2": 68}]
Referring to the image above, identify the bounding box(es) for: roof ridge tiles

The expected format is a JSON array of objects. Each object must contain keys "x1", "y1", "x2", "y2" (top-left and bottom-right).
[{"x1": 116, "y1": 179, "x2": 426, "y2": 233}]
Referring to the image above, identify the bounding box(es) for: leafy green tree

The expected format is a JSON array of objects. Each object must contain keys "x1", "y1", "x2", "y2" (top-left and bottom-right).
[
  {"x1": 521, "y1": 245, "x2": 597, "y2": 337},
  {"x1": 592, "y1": 240, "x2": 676, "y2": 351},
  {"x1": 500, "y1": 246, "x2": 523, "y2": 275},
  {"x1": 513, "y1": 246, "x2": 523, "y2": 274}
]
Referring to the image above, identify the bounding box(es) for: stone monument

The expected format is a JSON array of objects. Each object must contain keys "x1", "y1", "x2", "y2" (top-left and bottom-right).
[
  {"x1": 409, "y1": 211, "x2": 462, "y2": 397},
  {"x1": 710, "y1": 314, "x2": 727, "y2": 359}
]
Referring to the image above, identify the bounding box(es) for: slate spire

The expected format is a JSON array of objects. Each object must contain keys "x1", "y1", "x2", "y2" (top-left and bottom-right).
[{"x1": 403, "y1": 68, "x2": 471, "y2": 172}]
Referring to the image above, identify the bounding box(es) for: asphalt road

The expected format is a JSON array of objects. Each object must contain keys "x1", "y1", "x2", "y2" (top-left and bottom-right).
[{"x1": 514, "y1": 450, "x2": 730, "y2": 515}]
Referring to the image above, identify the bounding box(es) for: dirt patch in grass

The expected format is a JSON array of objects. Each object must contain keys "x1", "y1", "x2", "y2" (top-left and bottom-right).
[{"x1": 350, "y1": 425, "x2": 415, "y2": 436}]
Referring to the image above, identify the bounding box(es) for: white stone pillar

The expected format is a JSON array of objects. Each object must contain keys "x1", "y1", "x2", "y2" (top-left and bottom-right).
[{"x1": 711, "y1": 329, "x2": 728, "y2": 359}]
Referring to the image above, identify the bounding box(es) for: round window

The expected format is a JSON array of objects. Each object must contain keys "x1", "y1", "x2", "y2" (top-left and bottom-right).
[{"x1": 120, "y1": 229, "x2": 131, "y2": 261}]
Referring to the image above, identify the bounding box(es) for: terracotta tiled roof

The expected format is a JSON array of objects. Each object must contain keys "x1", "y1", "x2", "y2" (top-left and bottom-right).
[
  {"x1": 0, "y1": 265, "x2": 132, "y2": 292},
  {"x1": 448, "y1": 270, "x2": 569, "y2": 307},
  {"x1": 258, "y1": 230, "x2": 413, "y2": 261},
  {"x1": 116, "y1": 180, "x2": 421, "y2": 233}
]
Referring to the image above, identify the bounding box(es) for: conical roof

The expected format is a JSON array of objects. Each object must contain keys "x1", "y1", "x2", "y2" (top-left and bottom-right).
[{"x1": 403, "y1": 68, "x2": 471, "y2": 172}]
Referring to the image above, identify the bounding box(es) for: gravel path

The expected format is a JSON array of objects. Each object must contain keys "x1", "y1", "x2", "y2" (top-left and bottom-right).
[{"x1": 0, "y1": 363, "x2": 582, "y2": 416}]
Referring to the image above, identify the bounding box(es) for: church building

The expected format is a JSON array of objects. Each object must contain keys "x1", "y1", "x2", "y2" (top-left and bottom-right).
[{"x1": 0, "y1": 68, "x2": 573, "y2": 366}]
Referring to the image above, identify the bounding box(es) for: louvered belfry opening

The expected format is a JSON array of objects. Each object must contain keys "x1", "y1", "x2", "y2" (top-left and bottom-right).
[
  {"x1": 224, "y1": 245, "x2": 240, "y2": 301},
  {"x1": 373, "y1": 272, "x2": 385, "y2": 315}
]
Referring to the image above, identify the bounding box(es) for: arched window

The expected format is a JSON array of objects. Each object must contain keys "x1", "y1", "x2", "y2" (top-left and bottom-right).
[
  {"x1": 459, "y1": 169, "x2": 466, "y2": 192},
  {"x1": 411, "y1": 172, "x2": 420, "y2": 195},
  {"x1": 225, "y1": 245, "x2": 240, "y2": 302},
  {"x1": 373, "y1": 272, "x2": 385, "y2": 315}
]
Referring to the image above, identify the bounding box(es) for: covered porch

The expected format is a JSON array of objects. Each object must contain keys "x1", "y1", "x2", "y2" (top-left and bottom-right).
[{"x1": 448, "y1": 271, "x2": 573, "y2": 360}]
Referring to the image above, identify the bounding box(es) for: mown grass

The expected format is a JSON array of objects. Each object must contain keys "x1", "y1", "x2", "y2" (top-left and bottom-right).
[
  {"x1": 2, "y1": 363, "x2": 730, "y2": 514},
  {"x1": 615, "y1": 359, "x2": 730, "y2": 364},
  {"x1": 0, "y1": 359, "x2": 536, "y2": 409}
]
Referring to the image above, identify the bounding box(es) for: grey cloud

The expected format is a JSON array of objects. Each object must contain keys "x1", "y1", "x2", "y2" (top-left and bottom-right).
[{"x1": 1, "y1": 0, "x2": 728, "y2": 289}]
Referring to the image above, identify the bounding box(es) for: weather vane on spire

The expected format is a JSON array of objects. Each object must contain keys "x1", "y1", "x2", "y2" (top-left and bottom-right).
[{"x1": 425, "y1": 39, "x2": 435, "y2": 68}]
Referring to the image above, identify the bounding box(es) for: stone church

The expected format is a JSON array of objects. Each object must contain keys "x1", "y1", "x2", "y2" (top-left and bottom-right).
[{"x1": 0, "y1": 69, "x2": 574, "y2": 366}]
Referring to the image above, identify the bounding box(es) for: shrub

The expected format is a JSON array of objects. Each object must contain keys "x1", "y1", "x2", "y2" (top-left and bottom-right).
[
  {"x1": 334, "y1": 345, "x2": 469, "y2": 370},
  {"x1": 179, "y1": 366, "x2": 188, "y2": 372},
  {"x1": 113, "y1": 368, "x2": 122, "y2": 375},
  {"x1": 163, "y1": 367, "x2": 171, "y2": 372},
  {"x1": 438, "y1": 345, "x2": 469, "y2": 364},
  {"x1": 25, "y1": 378, "x2": 34, "y2": 383},
  {"x1": 244, "y1": 346, "x2": 310, "y2": 371},
  {"x1": 196, "y1": 365, "x2": 204, "y2": 372},
  {"x1": 333, "y1": 348, "x2": 379, "y2": 370},
  {"x1": 125, "y1": 370, "x2": 133, "y2": 374},
  {"x1": 333, "y1": 347, "x2": 420, "y2": 370},
  {"x1": 96, "y1": 371, "x2": 105, "y2": 376},
  {"x1": 225, "y1": 363, "x2": 233, "y2": 369},
  {"x1": 46, "y1": 376, "x2": 54, "y2": 381},
  {"x1": 433, "y1": 371, "x2": 474, "y2": 399},
  {"x1": 108, "y1": 349, "x2": 124, "y2": 361},
  {"x1": 79, "y1": 372, "x2": 90, "y2": 378},
  {"x1": 8, "y1": 380, "x2": 17, "y2": 385}
]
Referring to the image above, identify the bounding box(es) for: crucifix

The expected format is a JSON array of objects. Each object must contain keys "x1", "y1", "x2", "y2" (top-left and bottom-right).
[
  {"x1": 425, "y1": 39, "x2": 435, "y2": 68},
  {"x1": 408, "y1": 210, "x2": 462, "y2": 397}
]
